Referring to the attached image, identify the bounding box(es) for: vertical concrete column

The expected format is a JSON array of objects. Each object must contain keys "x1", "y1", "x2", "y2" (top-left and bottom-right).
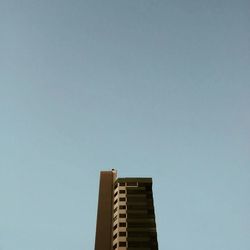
[{"x1": 94, "y1": 171, "x2": 116, "y2": 250}]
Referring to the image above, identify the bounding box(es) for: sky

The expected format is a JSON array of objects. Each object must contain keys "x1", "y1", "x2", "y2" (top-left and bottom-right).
[{"x1": 0, "y1": 0, "x2": 250, "y2": 249}]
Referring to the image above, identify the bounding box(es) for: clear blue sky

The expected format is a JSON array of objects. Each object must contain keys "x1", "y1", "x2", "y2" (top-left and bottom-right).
[{"x1": 0, "y1": 0, "x2": 249, "y2": 249}]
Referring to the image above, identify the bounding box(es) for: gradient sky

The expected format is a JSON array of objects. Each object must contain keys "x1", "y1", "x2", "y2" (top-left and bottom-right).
[{"x1": 0, "y1": 0, "x2": 250, "y2": 249}]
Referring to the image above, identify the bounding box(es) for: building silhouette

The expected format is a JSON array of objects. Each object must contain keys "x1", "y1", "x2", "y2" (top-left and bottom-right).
[{"x1": 94, "y1": 170, "x2": 158, "y2": 250}]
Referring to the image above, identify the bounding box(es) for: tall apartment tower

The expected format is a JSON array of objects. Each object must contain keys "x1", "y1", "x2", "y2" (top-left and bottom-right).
[{"x1": 94, "y1": 170, "x2": 158, "y2": 250}]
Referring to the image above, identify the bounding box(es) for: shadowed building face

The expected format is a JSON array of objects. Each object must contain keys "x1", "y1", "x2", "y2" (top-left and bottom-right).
[
  {"x1": 94, "y1": 171, "x2": 117, "y2": 250},
  {"x1": 94, "y1": 170, "x2": 158, "y2": 250}
]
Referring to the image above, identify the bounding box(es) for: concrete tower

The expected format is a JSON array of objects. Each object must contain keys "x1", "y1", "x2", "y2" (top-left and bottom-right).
[{"x1": 94, "y1": 170, "x2": 158, "y2": 250}]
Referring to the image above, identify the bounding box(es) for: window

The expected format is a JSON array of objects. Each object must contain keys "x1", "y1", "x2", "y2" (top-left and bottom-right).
[
  {"x1": 119, "y1": 197, "x2": 126, "y2": 202},
  {"x1": 113, "y1": 224, "x2": 117, "y2": 230},
  {"x1": 119, "y1": 222, "x2": 126, "y2": 227},
  {"x1": 114, "y1": 191, "x2": 118, "y2": 197},
  {"x1": 128, "y1": 241, "x2": 150, "y2": 247},
  {"x1": 114, "y1": 183, "x2": 118, "y2": 190},
  {"x1": 127, "y1": 182, "x2": 137, "y2": 186},
  {"x1": 119, "y1": 242, "x2": 126, "y2": 247},
  {"x1": 113, "y1": 215, "x2": 117, "y2": 222},
  {"x1": 119, "y1": 214, "x2": 126, "y2": 218},
  {"x1": 113, "y1": 233, "x2": 117, "y2": 240},
  {"x1": 119, "y1": 231, "x2": 126, "y2": 237},
  {"x1": 114, "y1": 199, "x2": 118, "y2": 205},
  {"x1": 119, "y1": 205, "x2": 126, "y2": 210},
  {"x1": 119, "y1": 190, "x2": 125, "y2": 194},
  {"x1": 114, "y1": 207, "x2": 118, "y2": 213},
  {"x1": 113, "y1": 243, "x2": 117, "y2": 250},
  {"x1": 119, "y1": 182, "x2": 125, "y2": 186}
]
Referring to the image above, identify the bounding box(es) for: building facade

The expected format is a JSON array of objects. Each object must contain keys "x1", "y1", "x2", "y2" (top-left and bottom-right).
[{"x1": 94, "y1": 170, "x2": 158, "y2": 250}]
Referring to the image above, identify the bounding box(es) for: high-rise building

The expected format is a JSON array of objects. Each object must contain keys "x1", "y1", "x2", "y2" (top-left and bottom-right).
[{"x1": 94, "y1": 170, "x2": 158, "y2": 250}]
